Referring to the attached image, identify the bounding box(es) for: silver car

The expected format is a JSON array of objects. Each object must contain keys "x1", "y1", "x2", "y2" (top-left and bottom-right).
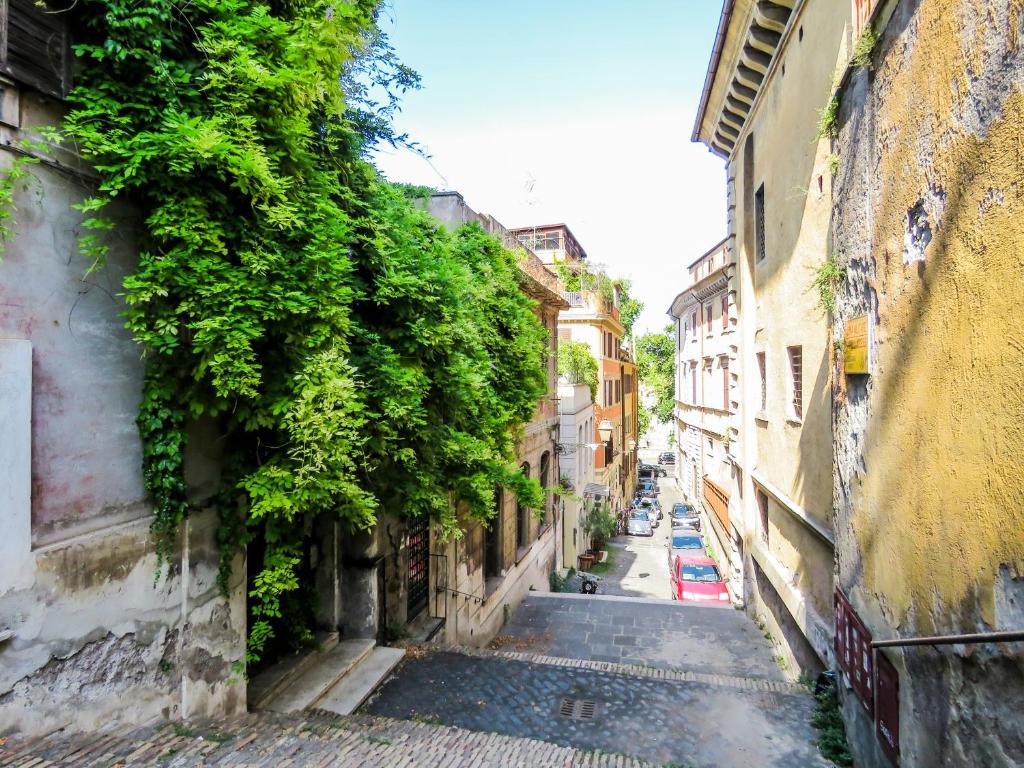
[
  {"x1": 627, "y1": 509, "x2": 654, "y2": 536},
  {"x1": 667, "y1": 531, "x2": 705, "y2": 569}
]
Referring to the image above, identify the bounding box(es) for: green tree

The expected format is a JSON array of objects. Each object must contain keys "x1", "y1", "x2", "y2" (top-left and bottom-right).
[
  {"x1": 557, "y1": 340, "x2": 599, "y2": 401},
  {"x1": 636, "y1": 327, "x2": 676, "y2": 423},
  {"x1": 59, "y1": 0, "x2": 547, "y2": 663}
]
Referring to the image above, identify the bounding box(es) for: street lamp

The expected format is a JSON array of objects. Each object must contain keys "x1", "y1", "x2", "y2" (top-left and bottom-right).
[{"x1": 598, "y1": 419, "x2": 613, "y2": 444}]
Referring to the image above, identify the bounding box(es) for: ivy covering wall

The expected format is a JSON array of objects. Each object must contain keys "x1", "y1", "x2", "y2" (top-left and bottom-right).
[{"x1": 53, "y1": 0, "x2": 547, "y2": 661}]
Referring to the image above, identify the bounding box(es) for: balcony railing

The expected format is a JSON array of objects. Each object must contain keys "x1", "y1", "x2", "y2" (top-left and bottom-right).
[{"x1": 563, "y1": 291, "x2": 584, "y2": 307}]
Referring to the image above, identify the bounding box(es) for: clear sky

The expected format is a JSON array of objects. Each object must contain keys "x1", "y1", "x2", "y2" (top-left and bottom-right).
[{"x1": 371, "y1": 1, "x2": 728, "y2": 336}]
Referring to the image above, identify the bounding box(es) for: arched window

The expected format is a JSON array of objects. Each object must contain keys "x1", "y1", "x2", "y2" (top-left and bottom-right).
[
  {"x1": 517, "y1": 462, "x2": 530, "y2": 550},
  {"x1": 539, "y1": 451, "x2": 551, "y2": 526}
]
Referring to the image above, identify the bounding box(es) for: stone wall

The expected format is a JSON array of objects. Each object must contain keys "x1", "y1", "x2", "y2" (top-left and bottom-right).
[
  {"x1": 831, "y1": 0, "x2": 1024, "y2": 764},
  {"x1": 0, "y1": 90, "x2": 245, "y2": 737}
]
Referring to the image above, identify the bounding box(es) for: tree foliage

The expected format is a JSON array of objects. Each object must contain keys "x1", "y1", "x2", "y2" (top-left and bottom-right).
[
  {"x1": 555, "y1": 263, "x2": 643, "y2": 338},
  {"x1": 60, "y1": 0, "x2": 547, "y2": 662},
  {"x1": 557, "y1": 340, "x2": 598, "y2": 401},
  {"x1": 636, "y1": 327, "x2": 676, "y2": 423}
]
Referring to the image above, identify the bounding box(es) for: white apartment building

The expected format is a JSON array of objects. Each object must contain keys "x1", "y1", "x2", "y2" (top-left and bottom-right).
[
  {"x1": 557, "y1": 383, "x2": 596, "y2": 569},
  {"x1": 668, "y1": 238, "x2": 744, "y2": 601}
]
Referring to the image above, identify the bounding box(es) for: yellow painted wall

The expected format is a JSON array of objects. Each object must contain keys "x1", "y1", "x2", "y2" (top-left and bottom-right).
[{"x1": 837, "y1": 0, "x2": 1024, "y2": 634}]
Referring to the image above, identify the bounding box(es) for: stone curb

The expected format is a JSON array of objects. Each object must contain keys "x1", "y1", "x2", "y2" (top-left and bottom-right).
[{"x1": 454, "y1": 645, "x2": 809, "y2": 695}]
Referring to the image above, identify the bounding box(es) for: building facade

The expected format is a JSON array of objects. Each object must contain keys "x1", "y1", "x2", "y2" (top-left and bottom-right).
[
  {"x1": 692, "y1": 0, "x2": 839, "y2": 675},
  {"x1": 557, "y1": 383, "x2": 597, "y2": 570},
  {"x1": 0, "y1": 16, "x2": 246, "y2": 736},
  {"x1": 668, "y1": 238, "x2": 744, "y2": 601},
  {"x1": 828, "y1": 0, "x2": 1024, "y2": 765},
  {"x1": 424, "y1": 194, "x2": 567, "y2": 646},
  {"x1": 513, "y1": 224, "x2": 638, "y2": 511}
]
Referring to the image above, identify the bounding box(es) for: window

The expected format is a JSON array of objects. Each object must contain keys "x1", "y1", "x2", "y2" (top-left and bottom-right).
[
  {"x1": 615, "y1": 379, "x2": 621, "y2": 403},
  {"x1": 605, "y1": 380, "x2": 613, "y2": 406},
  {"x1": 757, "y1": 352, "x2": 767, "y2": 412},
  {"x1": 755, "y1": 184, "x2": 766, "y2": 262},
  {"x1": 788, "y1": 346, "x2": 803, "y2": 419},
  {"x1": 721, "y1": 295, "x2": 729, "y2": 330},
  {"x1": 0, "y1": 4, "x2": 71, "y2": 99},
  {"x1": 624, "y1": 373, "x2": 633, "y2": 394},
  {"x1": 691, "y1": 363, "x2": 698, "y2": 404},
  {"x1": 757, "y1": 489, "x2": 769, "y2": 543},
  {"x1": 722, "y1": 358, "x2": 730, "y2": 411},
  {"x1": 690, "y1": 310, "x2": 697, "y2": 338},
  {"x1": 705, "y1": 303, "x2": 713, "y2": 334}
]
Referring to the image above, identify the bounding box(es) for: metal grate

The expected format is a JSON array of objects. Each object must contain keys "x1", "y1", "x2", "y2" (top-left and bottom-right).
[
  {"x1": 558, "y1": 697, "x2": 597, "y2": 720},
  {"x1": 406, "y1": 519, "x2": 430, "y2": 620}
]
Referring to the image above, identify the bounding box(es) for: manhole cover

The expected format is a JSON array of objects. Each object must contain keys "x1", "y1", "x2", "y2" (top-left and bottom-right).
[{"x1": 558, "y1": 696, "x2": 598, "y2": 720}]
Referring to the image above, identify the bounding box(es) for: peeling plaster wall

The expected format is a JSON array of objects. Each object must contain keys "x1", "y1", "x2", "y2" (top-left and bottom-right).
[
  {"x1": 0, "y1": 91, "x2": 245, "y2": 737},
  {"x1": 832, "y1": 0, "x2": 1024, "y2": 764}
]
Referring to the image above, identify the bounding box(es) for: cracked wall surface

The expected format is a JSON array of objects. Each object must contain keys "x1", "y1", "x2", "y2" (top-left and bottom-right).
[
  {"x1": 0, "y1": 91, "x2": 246, "y2": 737},
  {"x1": 831, "y1": 0, "x2": 1024, "y2": 765}
]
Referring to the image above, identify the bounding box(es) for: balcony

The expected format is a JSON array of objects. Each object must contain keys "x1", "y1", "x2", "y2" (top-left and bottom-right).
[
  {"x1": 686, "y1": 240, "x2": 730, "y2": 291},
  {"x1": 560, "y1": 289, "x2": 619, "y2": 321}
]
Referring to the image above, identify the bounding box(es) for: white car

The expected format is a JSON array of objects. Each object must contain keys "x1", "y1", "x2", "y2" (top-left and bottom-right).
[{"x1": 627, "y1": 509, "x2": 654, "y2": 536}]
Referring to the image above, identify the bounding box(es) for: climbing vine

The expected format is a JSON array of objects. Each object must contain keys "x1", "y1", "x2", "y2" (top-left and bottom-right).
[{"x1": 56, "y1": 0, "x2": 547, "y2": 663}]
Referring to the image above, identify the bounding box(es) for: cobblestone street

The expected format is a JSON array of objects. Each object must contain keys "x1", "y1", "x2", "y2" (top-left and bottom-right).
[{"x1": 364, "y1": 647, "x2": 826, "y2": 767}]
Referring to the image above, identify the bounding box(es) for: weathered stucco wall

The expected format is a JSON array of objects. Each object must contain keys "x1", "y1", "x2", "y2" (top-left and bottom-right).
[
  {"x1": 0, "y1": 91, "x2": 245, "y2": 737},
  {"x1": 832, "y1": 0, "x2": 1024, "y2": 764}
]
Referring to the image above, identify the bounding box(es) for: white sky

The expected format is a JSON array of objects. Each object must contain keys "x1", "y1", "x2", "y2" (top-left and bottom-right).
[{"x1": 371, "y1": 1, "x2": 729, "y2": 336}]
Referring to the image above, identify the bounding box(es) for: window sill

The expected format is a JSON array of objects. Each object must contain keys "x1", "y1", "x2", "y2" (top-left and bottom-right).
[
  {"x1": 785, "y1": 416, "x2": 803, "y2": 427},
  {"x1": 754, "y1": 412, "x2": 769, "y2": 424}
]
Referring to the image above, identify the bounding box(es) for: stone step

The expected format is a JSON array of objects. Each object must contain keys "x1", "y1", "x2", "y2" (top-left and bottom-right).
[
  {"x1": 260, "y1": 637, "x2": 375, "y2": 714},
  {"x1": 247, "y1": 630, "x2": 339, "y2": 710},
  {"x1": 453, "y1": 645, "x2": 809, "y2": 695},
  {"x1": 315, "y1": 646, "x2": 406, "y2": 715},
  {"x1": 0, "y1": 712, "x2": 656, "y2": 767}
]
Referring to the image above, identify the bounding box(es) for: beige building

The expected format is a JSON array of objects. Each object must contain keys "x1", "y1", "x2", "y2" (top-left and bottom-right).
[
  {"x1": 423, "y1": 194, "x2": 568, "y2": 646},
  {"x1": 668, "y1": 238, "x2": 743, "y2": 600},
  {"x1": 692, "y1": 0, "x2": 840, "y2": 673},
  {"x1": 513, "y1": 225, "x2": 638, "y2": 512}
]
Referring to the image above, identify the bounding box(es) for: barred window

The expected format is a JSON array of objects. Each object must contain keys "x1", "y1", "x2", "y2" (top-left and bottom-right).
[
  {"x1": 788, "y1": 346, "x2": 803, "y2": 419},
  {"x1": 755, "y1": 185, "x2": 766, "y2": 262}
]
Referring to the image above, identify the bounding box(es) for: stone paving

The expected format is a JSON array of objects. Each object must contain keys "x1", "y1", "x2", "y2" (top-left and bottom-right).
[
  {"x1": 0, "y1": 711, "x2": 652, "y2": 767},
  {"x1": 363, "y1": 649, "x2": 828, "y2": 768},
  {"x1": 497, "y1": 594, "x2": 786, "y2": 680}
]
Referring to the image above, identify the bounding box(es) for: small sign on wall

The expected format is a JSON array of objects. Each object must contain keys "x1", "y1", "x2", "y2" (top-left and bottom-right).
[{"x1": 844, "y1": 315, "x2": 872, "y2": 375}]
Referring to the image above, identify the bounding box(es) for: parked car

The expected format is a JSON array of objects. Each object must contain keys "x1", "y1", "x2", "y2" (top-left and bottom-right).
[
  {"x1": 638, "y1": 496, "x2": 662, "y2": 521},
  {"x1": 627, "y1": 509, "x2": 654, "y2": 536},
  {"x1": 671, "y1": 555, "x2": 730, "y2": 604},
  {"x1": 667, "y1": 531, "x2": 705, "y2": 569},
  {"x1": 658, "y1": 452, "x2": 676, "y2": 465},
  {"x1": 639, "y1": 462, "x2": 667, "y2": 478},
  {"x1": 670, "y1": 502, "x2": 700, "y2": 531},
  {"x1": 637, "y1": 478, "x2": 659, "y2": 496}
]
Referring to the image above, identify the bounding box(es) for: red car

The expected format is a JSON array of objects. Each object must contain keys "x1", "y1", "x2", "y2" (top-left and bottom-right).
[{"x1": 671, "y1": 555, "x2": 730, "y2": 604}]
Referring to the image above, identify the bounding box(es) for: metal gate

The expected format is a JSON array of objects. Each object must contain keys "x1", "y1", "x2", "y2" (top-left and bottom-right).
[{"x1": 407, "y1": 519, "x2": 430, "y2": 620}]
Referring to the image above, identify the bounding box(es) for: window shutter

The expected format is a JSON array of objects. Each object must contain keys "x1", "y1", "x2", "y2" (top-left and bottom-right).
[{"x1": 1, "y1": 0, "x2": 71, "y2": 98}]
